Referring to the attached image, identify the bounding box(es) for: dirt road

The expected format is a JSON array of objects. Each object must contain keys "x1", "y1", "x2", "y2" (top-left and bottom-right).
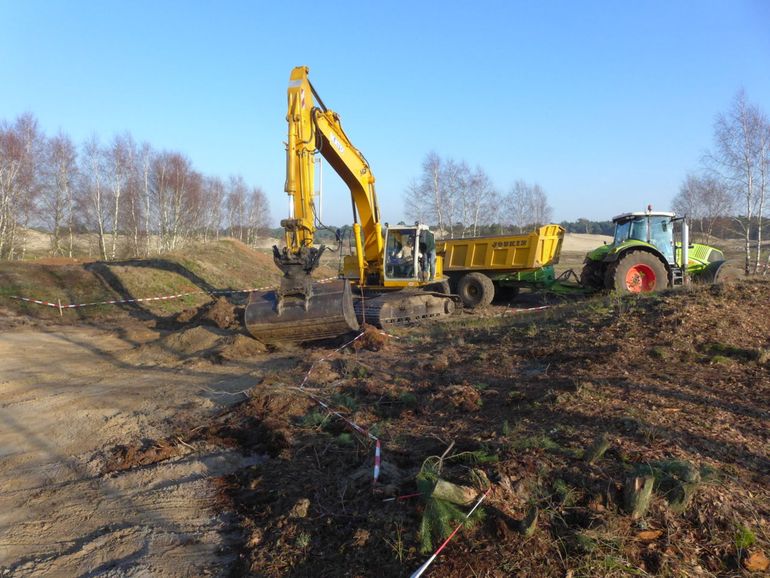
[{"x1": 0, "y1": 324, "x2": 260, "y2": 576}]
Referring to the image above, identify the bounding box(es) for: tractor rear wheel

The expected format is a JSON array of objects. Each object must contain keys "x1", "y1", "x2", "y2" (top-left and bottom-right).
[
  {"x1": 579, "y1": 258, "x2": 605, "y2": 291},
  {"x1": 457, "y1": 272, "x2": 495, "y2": 308},
  {"x1": 606, "y1": 251, "x2": 669, "y2": 294}
]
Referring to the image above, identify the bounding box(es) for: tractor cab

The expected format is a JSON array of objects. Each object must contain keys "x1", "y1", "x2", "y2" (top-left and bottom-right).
[{"x1": 611, "y1": 211, "x2": 676, "y2": 265}]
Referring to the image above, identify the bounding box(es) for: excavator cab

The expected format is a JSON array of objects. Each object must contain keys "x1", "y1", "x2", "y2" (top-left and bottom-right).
[
  {"x1": 382, "y1": 224, "x2": 439, "y2": 285},
  {"x1": 384, "y1": 227, "x2": 420, "y2": 281}
]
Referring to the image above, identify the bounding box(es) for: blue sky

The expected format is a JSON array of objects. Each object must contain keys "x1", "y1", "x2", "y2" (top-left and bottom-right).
[{"x1": 2, "y1": 0, "x2": 769, "y2": 225}]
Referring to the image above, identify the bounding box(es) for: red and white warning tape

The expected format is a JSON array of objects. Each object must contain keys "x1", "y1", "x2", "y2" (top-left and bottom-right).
[
  {"x1": 293, "y1": 327, "x2": 396, "y2": 485},
  {"x1": 7, "y1": 277, "x2": 339, "y2": 310},
  {"x1": 410, "y1": 487, "x2": 492, "y2": 578},
  {"x1": 498, "y1": 304, "x2": 551, "y2": 316},
  {"x1": 373, "y1": 439, "x2": 382, "y2": 482},
  {"x1": 382, "y1": 492, "x2": 422, "y2": 503}
]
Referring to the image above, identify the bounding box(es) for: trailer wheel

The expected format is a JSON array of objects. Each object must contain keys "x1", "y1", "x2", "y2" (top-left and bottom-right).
[
  {"x1": 457, "y1": 272, "x2": 495, "y2": 308},
  {"x1": 606, "y1": 251, "x2": 668, "y2": 294}
]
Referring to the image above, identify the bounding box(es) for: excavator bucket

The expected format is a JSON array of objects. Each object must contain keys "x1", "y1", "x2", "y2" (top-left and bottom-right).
[{"x1": 244, "y1": 280, "x2": 360, "y2": 344}]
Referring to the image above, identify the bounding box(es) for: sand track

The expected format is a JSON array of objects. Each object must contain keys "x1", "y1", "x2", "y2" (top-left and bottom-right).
[{"x1": 0, "y1": 326, "x2": 261, "y2": 576}]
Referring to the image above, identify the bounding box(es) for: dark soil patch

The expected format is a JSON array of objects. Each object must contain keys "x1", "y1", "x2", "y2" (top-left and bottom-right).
[
  {"x1": 104, "y1": 437, "x2": 188, "y2": 473},
  {"x1": 198, "y1": 279, "x2": 770, "y2": 577}
]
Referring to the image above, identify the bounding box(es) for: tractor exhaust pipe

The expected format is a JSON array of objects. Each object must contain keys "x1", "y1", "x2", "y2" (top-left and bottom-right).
[{"x1": 681, "y1": 219, "x2": 689, "y2": 285}]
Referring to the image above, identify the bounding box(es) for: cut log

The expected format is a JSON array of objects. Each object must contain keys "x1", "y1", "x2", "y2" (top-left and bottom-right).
[
  {"x1": 624, "y1": 475, "x2": 655, "y2": 519},
  {"x1": 431, "y1": 478, "x2": 477, "y2": 506}
]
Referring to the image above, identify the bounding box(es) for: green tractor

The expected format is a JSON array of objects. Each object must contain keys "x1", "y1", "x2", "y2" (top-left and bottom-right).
[{"x1": 580, "y1": 209, "x2": 727, "y2": 294}]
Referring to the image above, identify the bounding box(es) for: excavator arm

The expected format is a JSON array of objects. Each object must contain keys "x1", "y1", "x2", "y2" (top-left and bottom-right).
[
  {"x1": 279, "y1": 66, "x2": 383, "y2": 285},
  {"x1": 246, "y1": 66, "x2": 383, "y2": 343}
]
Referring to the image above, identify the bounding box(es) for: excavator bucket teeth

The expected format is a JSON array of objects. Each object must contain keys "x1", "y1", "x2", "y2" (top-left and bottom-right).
[{"x1": 245, "y1": 280, "x2": 360, "y2": 344}]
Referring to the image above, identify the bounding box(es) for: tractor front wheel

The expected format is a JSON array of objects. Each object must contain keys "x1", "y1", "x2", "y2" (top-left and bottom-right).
[{"x1": 606, "y1": 251, "x2": 668, "y2": 294}]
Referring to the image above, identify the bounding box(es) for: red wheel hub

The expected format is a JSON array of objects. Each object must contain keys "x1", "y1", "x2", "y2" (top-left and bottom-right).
[{"x1": 625, "y1": 264, "x2": 657, "y2": 292}]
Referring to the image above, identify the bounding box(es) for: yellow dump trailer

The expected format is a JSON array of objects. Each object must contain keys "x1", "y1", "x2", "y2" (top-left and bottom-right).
[{"x1": 438, "y1": 224, "x2": 565, "y2": 307}]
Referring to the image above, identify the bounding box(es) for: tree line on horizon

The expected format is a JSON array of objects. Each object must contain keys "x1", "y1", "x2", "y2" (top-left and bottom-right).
[
  {"x1": 0, "y1": 113, "x2": 271, "y2": 261},
  {"x1": 403, "y1": 151, "x2": 553, "y2": 239}
]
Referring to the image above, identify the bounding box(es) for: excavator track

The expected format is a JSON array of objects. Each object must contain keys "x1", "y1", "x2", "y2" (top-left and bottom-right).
[
  {"x1": 354, "y1": 290, "x2": 458, "y2": 327},
  {"x1": 245, "y1": 282, "x2": 458, "y2": 344}
]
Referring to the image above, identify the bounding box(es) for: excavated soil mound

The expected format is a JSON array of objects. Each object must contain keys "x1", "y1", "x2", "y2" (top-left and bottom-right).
[
  {"x1": 176, "y1": 297, "x2": 242, "y2": 330},
  {"x1": 352, "y1": 323, "x2": 389, "y2": 351},
  {"x1": 158, "y1": 325, "x2": 225, "y2": 357},
  {"x1": 119, "y1": 325, "x2": 230, "y2": 366},
  {"x1": 104, "y1": 437, "x2": 188, "y2": 473},
  {"x1": 211, "y1": 334, "x2": 268, "y2": 361}
]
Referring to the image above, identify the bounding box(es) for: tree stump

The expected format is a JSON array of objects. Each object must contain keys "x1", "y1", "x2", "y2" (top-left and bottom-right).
[
  {"x1": 624, "y1": 475, "x2": 655, "y2": 519},
  {"x1": 520, "y1": 505, "x2": 539, "y2": 537},
  {"x1": 584, "y1": 433, "x2": 611, "y2": 465}
]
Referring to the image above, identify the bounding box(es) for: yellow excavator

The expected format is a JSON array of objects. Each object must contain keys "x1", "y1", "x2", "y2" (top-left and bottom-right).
[{"x1": 244, "y1": 66, "x2": 457, "y2": 343}]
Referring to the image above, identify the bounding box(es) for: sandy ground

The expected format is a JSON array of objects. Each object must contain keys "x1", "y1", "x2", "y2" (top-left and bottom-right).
[
  {"x1": 0, "y1": 324, "x2": 261, "y2": 576},
  {"x1": 561, "y1": 232, "x2": 612, "y2": 253}
]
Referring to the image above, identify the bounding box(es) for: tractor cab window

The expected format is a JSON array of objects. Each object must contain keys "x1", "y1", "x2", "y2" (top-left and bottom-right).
[
  {"x1": 629, "y1": 218, "x2": 647, "y2": 242},
  {"x1": 385, "y1": 229, "x2": 419, "y2": 280},
  {"x1": 650, "y1": 216, "x2": 675, "y2": 263},
  {"x1": 613, "y1": 220, "x2": 631, "y2": 244}
]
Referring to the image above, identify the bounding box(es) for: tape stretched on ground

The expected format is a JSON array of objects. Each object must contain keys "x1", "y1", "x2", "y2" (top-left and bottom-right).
[
  {"x1": 7, "y1": 277, "x2": 339, "y2": 309},
  {"x1": 292, "y1": 328, "x2": 397, "y2": 484}
]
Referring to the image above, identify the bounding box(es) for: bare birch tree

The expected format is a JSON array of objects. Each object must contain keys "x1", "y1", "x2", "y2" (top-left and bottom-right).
[
  {"x1": 245, "y1": 186, "x2": 270, "y2": 246},
  {"x1": 43, "y1": 132, "x2": 78, "y2": 255},
  {"x1": 201, "y1": 175, "x2": 225, "y2": 242},
  {"x1": 673, "y1": 174, "x2": 733, "y2": 243},
  {"x1": 503, "y1": 181, "x2": 533, "y2": 233},
  {"x1": 105, "y1": 133, "x2": 136, "y2": 259},
  {"x1": 137, "y1": 142, "x2": 154, "y2": 256},
  {"x1": 463, "y1": 166, "x2": 496, "y2": 236},
  {"x1": 82, "y1": 136, "x2": 109, "y2": 259},
  {"x1": 530, "y1": 183, "x2": 553, "y2": 227},
  {"x1": 405, "y1": 154, "x2": 444, "y2": 233},
  {"x1": 10, "y1": 114, "x2": 44, "y2": 259},
  {"x1": 501, "y1": 180, "x2": 552, "y2": 232},
  {"x1": 0, "y1": 121, "x2": 24, "y2": 258},
  {"x1": 708, "y1": 90, "x2": 770, "y2": 275},
  {"x1": 227, "y1": 175, "x2": 248, "y2": 241}
]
